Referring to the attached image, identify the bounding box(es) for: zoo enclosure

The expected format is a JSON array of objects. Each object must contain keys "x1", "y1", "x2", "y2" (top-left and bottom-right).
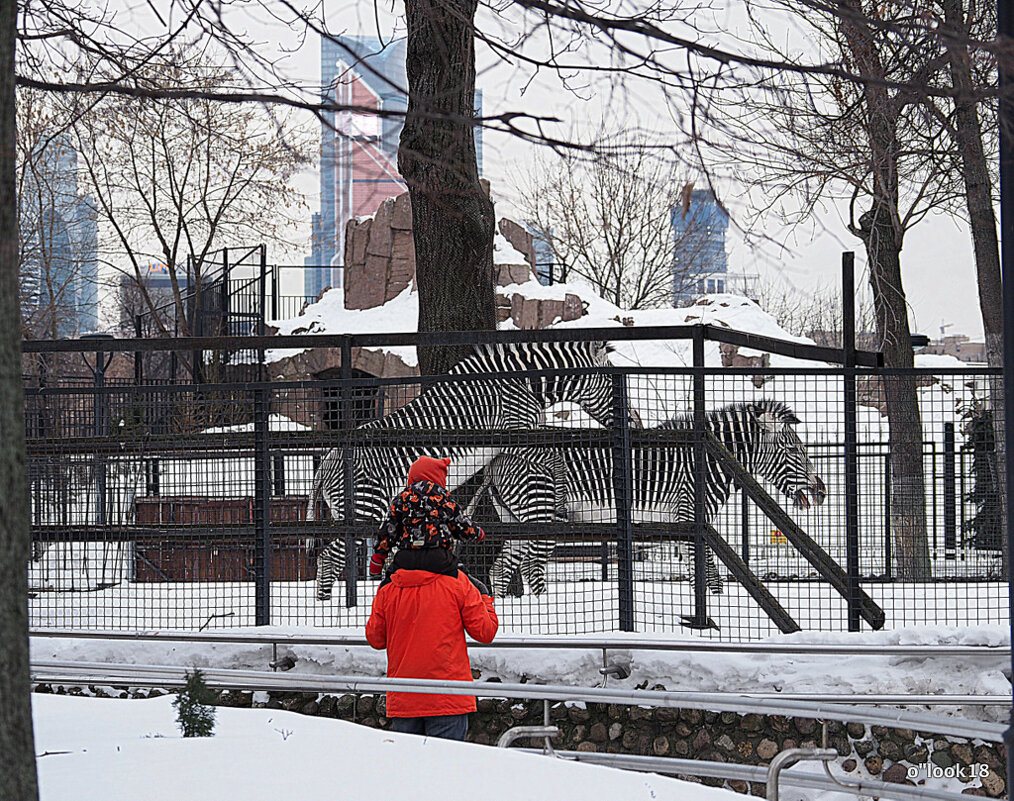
[
  {"x1": 130, "y1": 246, "x2": 335, "y2": 383},
  {"x1": 22, "y1": 324, "x2": 1006, "y2": 640}
]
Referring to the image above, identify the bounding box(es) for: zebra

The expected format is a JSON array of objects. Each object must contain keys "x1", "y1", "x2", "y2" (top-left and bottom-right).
[
  {"x1": 306, "y1": 339, "x2": 628, "y2": 602},
  {"x1": 478, "y1": 399, "x2": 827, "y2": 597}
]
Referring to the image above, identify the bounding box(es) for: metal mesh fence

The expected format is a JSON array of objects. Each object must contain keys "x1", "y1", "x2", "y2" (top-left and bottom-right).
[{"x1": 24, "y1": 330, "x2": 1008, "y2": 640}]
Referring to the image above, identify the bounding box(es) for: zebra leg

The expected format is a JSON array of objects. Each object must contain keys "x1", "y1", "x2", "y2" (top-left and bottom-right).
[
  {"x1": 684, "y1": 541, "x2": 724, "y2": 595},
  {"x1": 315, "y1": 539, "x2": 346, "y2": 601},
  {"x1": 519, "y1": 541, "x2": 556, "y2": 595},
  {"x1": 490, "y1": 539, "x2": 529, "y2": 597},
  {"x1": 487, "y1": 453, "x2": 559, "y2": 597}
]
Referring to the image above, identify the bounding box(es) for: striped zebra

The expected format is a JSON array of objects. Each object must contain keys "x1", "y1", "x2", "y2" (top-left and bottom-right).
[
  {"x1": 479, "y1": 399, "x2": 827, "y2": 597},
  {"x1": 306, "y1": 340, "x2": 624, "y2": 601}
]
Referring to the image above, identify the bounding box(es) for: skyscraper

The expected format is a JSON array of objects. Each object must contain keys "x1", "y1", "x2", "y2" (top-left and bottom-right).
[
  {"x1": 19, "y1": 136, "x2": 98, "y2": 337},
  {"x1": 306, "y1": 35, "x2": 408, "y2": 301},
  {"x1": 306, "y1": 34, "x2": 484, "y2": 302},
  {"x1": 671, "y1": 188, "x2": 729, "y2": 306}
]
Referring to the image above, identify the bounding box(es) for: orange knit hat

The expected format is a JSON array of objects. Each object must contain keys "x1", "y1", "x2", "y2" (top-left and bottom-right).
[{"x1": 406, "y1": 455, "x2": 451, "y2": 488}]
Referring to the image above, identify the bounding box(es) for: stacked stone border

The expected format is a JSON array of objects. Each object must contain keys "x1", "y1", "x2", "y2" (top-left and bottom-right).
[{"x1": 33, "y1": 684, "x2": 1007, "y2": 797}]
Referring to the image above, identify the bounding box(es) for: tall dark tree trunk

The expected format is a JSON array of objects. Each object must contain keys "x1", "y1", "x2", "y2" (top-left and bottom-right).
[
  {"x1": 0, "y1": 0, "x2": 40, "y2": 793},
  {"x1": 839, "y1": 0, "x2": 930, "y2": 580},
  {"x1": 939, "y1": 0, "x2": 1006, "y2": 576},
  {"x1": 399, "y1": 0, "x2": 496, "y2": 375},
  {"x1": 858, "y1": 206, "x2": 931, "y2": 579}
]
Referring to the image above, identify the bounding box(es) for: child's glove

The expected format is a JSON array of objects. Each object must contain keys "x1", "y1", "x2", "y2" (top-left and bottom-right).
[{"x1": 369, "y1": 552, "x2": 386, "y2": 578}]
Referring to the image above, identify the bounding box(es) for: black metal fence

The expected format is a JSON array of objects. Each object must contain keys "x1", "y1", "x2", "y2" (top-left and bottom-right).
[
  {"x1": 22, "y1": 326, "x2": 1007, "y2": 640},
  {"x1": 130, "y1": 250, "x2": 336, "y2": 384}
]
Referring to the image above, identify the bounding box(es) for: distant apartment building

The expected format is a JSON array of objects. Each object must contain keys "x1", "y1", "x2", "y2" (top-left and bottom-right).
[
  {"x1": 920, "y1": 334, "x2": 987, "y2": 364},
  {"x1": 20, "y1": 136, "x2": 98, "y2": 337},
  {"x1": 306, "y1": 35, "x2": 483, "y2": 301},
  {"x1": 528, "y1": 226, "x2": 555, "y2": 286},
  {"x1": 671, "y1": 188, "x2": 728, "y2": 306}
]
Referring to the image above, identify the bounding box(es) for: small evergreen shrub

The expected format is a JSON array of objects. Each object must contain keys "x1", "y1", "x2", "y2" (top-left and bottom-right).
[{"x1": 173, "y1": 668, "x2": 217, "y2": 737}]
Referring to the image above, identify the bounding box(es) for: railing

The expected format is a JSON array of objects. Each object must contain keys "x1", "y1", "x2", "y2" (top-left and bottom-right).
[{"x1": 32, "y1": 654, "x2": 992, "y2": 800}]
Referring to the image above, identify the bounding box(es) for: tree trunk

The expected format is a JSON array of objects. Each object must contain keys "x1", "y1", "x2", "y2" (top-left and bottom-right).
[
  {"x1": 837, "y1": 0, "x2": 930, "y2": 581},
  {"x1": 859, "y1": 205, "x2": 932, "y2": 579},
  {"x1": 399, "y1": 0, "x2": 496, "y2": 375},
  {"x1": 939, "y1": 0, "x2": 1006, "y2": 576},
  {"x1": 0, "y1": 0, "x2": 41, "y2": 793}
]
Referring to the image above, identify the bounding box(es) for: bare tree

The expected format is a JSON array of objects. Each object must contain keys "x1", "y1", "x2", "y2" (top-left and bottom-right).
[
  {"x1": 756, "y1": 279, "x2": 878, "y2": 347},
  {"x1": 927, "y1": 0, "x2": 1006, "y2": 571},
  {"x1": 515, "y1": 142, "x2": 702, "y2": 309},
  {"x1": 66, "y1": 47, "x2": 310, "y2": 339},
  {"x1": 698, "y1": 0, "x2": 981, "y2": 579}
]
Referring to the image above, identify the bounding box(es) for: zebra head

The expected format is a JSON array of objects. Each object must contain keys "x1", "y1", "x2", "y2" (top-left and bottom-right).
[{"x1": 745, "y1": 400, "x2": 826, "y2": 510}]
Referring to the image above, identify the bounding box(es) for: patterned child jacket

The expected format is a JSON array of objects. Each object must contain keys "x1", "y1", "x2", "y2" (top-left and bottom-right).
[{"x1": 374, "y1": 479, "x2": 485, "y2": 557}]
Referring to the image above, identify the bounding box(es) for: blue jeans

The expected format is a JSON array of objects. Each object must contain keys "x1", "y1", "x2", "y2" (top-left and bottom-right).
[{"x1": 389, "y1": 713, "x2": 469, "y2": 741}]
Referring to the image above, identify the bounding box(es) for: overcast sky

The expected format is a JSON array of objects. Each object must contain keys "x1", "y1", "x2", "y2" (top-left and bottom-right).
[{"x1": 123, "y1": 0, "x2": 991, "y2": 341}]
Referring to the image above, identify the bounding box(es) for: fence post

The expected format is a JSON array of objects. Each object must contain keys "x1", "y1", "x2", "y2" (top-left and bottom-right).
[
  {"x1": 222, "y1": 248, "x2": 230, "y2": 336},
  {"x1": 146, "y1": 459, "x2": 160, "y2": 497},
  {"x1": 272, "y1": 263, "x2": 280, "y2": 322},
  {"x1": 883, "y1": 452, "x2": 892, "y2": 578},
  {"x1": 258, "y1": 245, "x2": 267, "y2": 382},
  {"x1": 81, "y1": 334, "x2": 112, "y2": 526},
  {"x1": 611, "y1": 372, "x2": 635, "y2": 631},
  {"x1": 190, "y1": 254, "x2": 204, "y2": 384},
  {"x1": 688, "y1": 326, "x2": 711, "y2": 628},
  {"x1": 272, "y1": 454, "x2": 286, "y2": 497},
  {"x1": 741, "y1": 481, "x2": 750, "y2": 565},
  {"x1": 944, "y1": 423, "x2": 957, "y2": 559},
  {"x1": 253, "y1": 384, "x2": 272, "y2": 625},
  {"x1": 341, "y1": 336, "x2": 358, "y2": 608},
  {"x1": 843, "y1": 252, "x2": 862, "y2": 632},
  {"x1": 134, "y1": 314, "x2": 143, "y2": 385}
]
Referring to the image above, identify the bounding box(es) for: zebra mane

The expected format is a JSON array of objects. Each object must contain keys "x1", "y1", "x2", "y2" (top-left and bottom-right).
[
  {"x1": 448, "y1": 339, "x2": 612, "y2": 375},
  {"x1": 659, "y1": 399, "x2": 800, "y2": 430}
]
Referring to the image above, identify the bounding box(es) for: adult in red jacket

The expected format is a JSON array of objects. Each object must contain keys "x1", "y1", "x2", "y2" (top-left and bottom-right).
[{"x1": 366, "y1": 567, "x2": 498, "y2": 740}]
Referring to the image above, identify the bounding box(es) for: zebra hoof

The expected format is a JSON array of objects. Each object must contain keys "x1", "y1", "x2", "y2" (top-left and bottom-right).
[{"x1": 316, "y1": 592, "x2": 332, "y2": 602}]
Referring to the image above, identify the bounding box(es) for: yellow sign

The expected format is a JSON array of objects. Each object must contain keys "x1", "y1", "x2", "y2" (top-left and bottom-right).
[{"x1": 769, "y1": 530, "x2": 787, "y2": 544}]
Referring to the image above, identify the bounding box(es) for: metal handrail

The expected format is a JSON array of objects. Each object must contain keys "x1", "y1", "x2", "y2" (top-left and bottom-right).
[
  {"x1": 766, "y1": 748, "x2": 837, "y2": 800},
  {"x1": 28, "y1": 628, "x2": 1012, "y2": 658},
  {"x1": 496, "y1": 725, "x2": 560, "y2": 749},
  {"x1": 519, "y1": 750, "x2": 977, "y2": 801},
  {"x1": 28, "y1": 661, "x2": 1007, "y2": 742}
]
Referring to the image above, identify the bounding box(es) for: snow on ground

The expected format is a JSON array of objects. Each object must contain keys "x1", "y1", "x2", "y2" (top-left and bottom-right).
[
  {"x1": 200, "y1": 414, "x2": 312, "y2": 435},
  {"x1": 32, "y1": 693, "x2": 736, "y2": 801},
  {"x1": 267, "y1": 285, "x2": 419, "y2": 366}
]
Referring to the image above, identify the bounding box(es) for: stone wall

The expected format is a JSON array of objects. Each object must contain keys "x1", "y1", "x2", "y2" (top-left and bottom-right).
[
  {"x1": 343, "y1": 192, "x2": 416, "y2": 311},
  {"x1": 341, "y1": 189, "x2": 588, "y2": 331},
  {"x1": 38, "y1": 683, "x2": 1006, "y2": 798},
  {"x1": 269, "y1": 189, "x2": 591, "y2": 389}
]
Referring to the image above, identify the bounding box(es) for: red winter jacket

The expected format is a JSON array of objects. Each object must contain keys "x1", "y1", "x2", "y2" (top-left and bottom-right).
[{"x1": 365, "y1": 569, "x2": 498, "y2": 718}]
